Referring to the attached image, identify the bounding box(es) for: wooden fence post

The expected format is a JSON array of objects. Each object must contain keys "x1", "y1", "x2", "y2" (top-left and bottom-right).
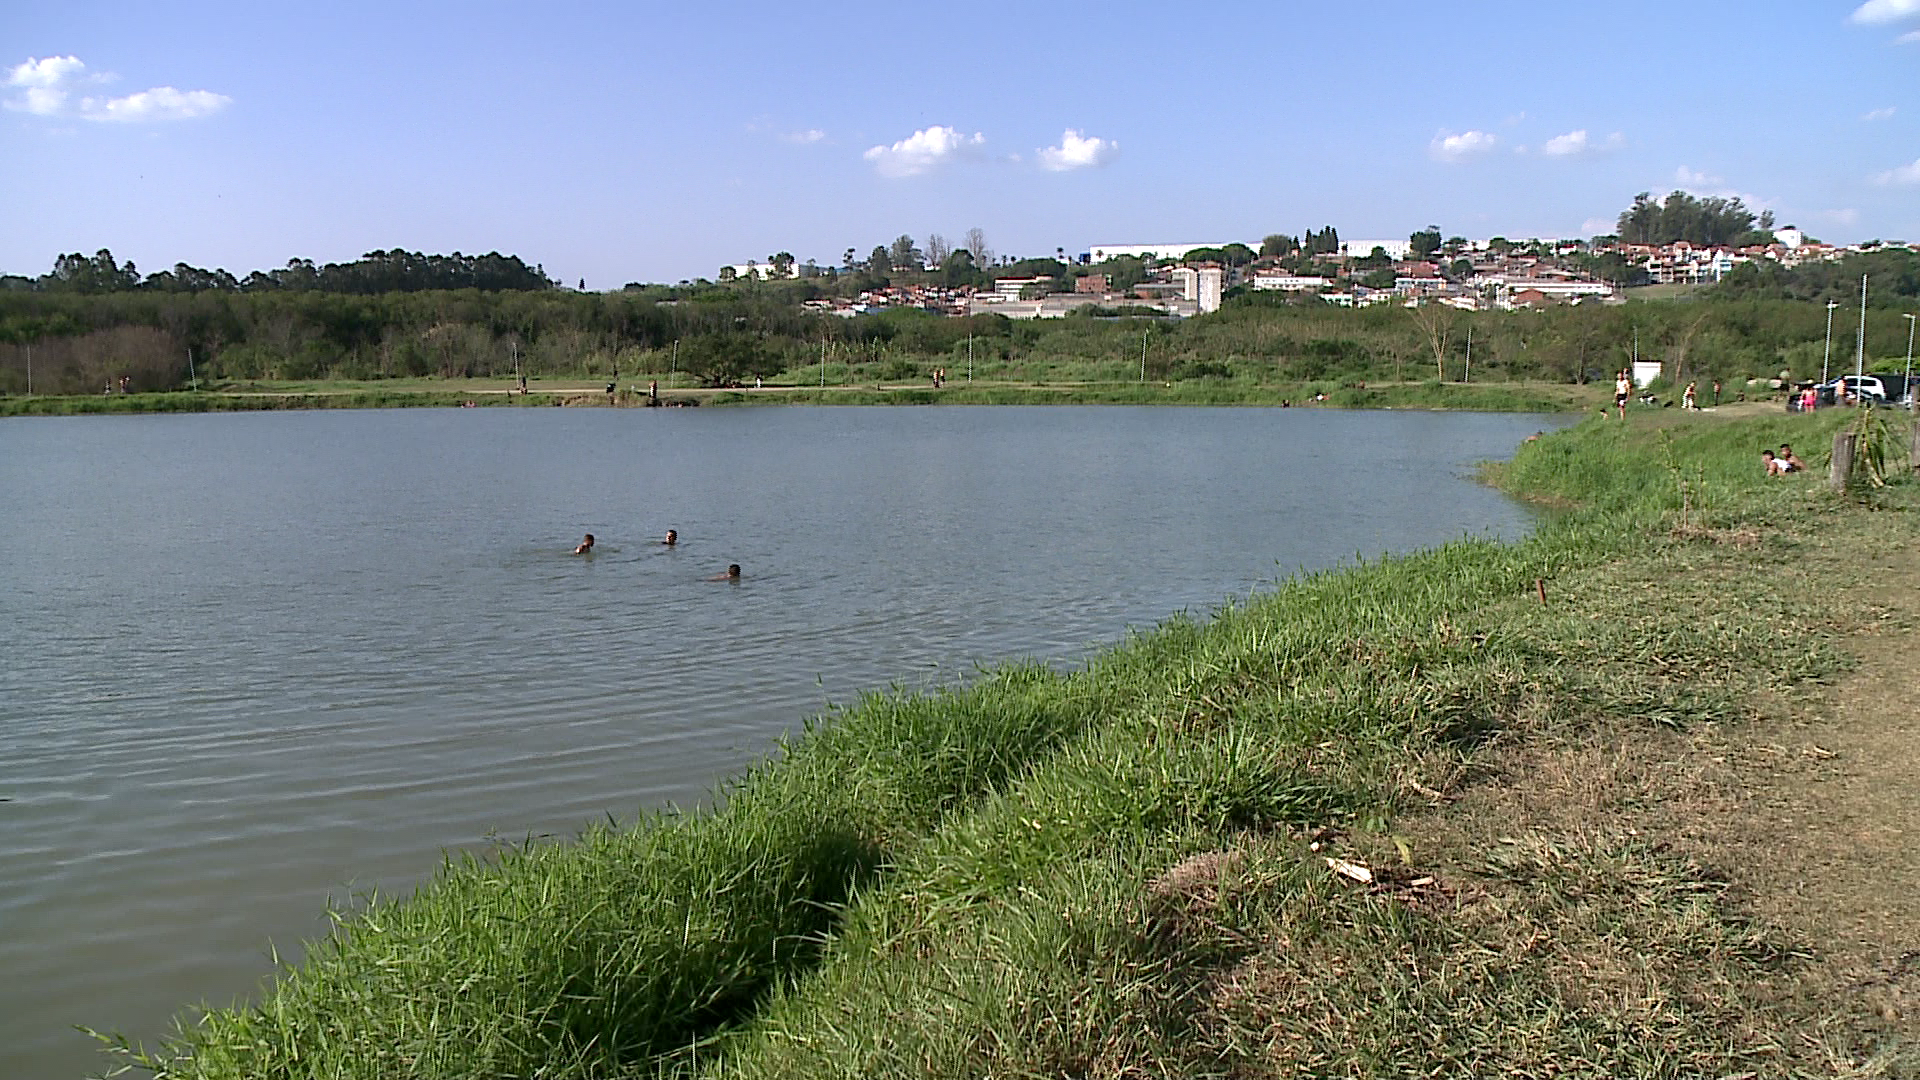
[
  {"x1": 1910, "y1": 421, "x2": 1919, "y2": 475},
  {"x1": 1830, "y1": 431, "x2": 1857, "y2": 493}
]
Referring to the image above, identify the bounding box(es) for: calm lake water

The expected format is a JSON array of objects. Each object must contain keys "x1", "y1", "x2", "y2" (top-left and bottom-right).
[{"x1": 0, "y1": 405, "x2": 1561, "y2": 1078}]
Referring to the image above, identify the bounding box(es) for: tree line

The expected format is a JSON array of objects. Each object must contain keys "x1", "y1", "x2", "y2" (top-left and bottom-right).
[
  {"x1": 1614, "y1": 191, "x2": 1776, "y2": 248},
  {"x1": 2, "y1": 248, "x2": 556, "y2": 296},
  {"x1": 5, "y1": 262, "x2": 1919, "y2": 397}
]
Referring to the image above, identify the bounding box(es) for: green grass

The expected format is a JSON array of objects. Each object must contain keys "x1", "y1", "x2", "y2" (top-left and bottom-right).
[{"x1": 98, "y1": 406, "x2": 1918, "y2": 1078}]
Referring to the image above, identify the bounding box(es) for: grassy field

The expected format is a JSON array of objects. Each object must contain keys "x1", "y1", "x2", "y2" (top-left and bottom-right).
[
  {"x1": 1, "y1": 377, "x2": 1614, "y2": 416},
  {"x1": 94, "y1": 404, "x2": 1919, "y2": 1078}
]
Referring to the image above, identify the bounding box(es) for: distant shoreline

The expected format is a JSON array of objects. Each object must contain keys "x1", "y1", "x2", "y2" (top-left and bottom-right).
[{"x1": 0, "y1": 379, "x2": 1609, "y2": 416}]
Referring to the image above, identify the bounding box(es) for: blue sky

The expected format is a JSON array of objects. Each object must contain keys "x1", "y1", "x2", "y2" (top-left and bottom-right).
[{"x1": 4, "y1": 2, "x2": 1917, "y2": 287}]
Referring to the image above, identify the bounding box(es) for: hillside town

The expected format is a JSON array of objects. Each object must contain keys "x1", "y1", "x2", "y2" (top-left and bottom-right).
[{"x1": 721, "y1": 229, "x2": 1910, "y2": 322}]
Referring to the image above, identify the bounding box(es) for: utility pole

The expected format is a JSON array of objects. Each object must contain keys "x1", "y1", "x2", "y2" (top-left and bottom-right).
[
  {"x1": 1139, "y1": 327, "x2": 1148, "y2": 383},
  {"x1": 819, "y1": 339, "x2": 826, "y2": 389},
  {"x1": 24, "y1": 344, "x2": 30, "y2": 396},
  {"x1": 1855, "y1": 273, "x2": 1868, "y2": 384},
  {"x1": 1896, "y1": 313, "x2": 1912, "y2": 413},
  {"x1": 669, "y1": 339, "x2": 678, "y2": 388},
  {"x1": 1464, "y1": 327, "x2": 1472, "y2": 384},
  {"x1": 967, "y1": 333, "x2": 973, "y2": 383},
  {"x1": 1824, "y1": 300, "x2": 1838, "y2": 384},
  {"x1": 188, "y1": 347, "x2": 198, "y2": 391}
]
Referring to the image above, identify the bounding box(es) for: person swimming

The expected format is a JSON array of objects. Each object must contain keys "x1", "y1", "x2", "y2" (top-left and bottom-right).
[
  {"x1": 663, "y1": 529, "x2": 677, "y2": 546},
  {"x1": 707, "y1": 563, "x2": 741, "y2": 581},
  {"x1": 574, "y1": 533, "x2": 595, "y2": 554}
]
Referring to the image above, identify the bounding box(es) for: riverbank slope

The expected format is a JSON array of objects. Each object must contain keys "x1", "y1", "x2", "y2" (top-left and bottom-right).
[
  {"x1": 2, "y1": 377, "x2": 1606, "y2": 416},
  {"x1": 102, "y1": 405, "x2": 1918, "y2": 1078}
]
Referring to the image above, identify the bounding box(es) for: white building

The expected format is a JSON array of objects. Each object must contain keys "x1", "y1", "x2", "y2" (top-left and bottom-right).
[
  {"x1": 1494, "y1": 277, "x2": 1616, "y2": 305},
  {"x1": 992, "y1": 276, "x2": 1055, "y2": 299},
  {"x1": 1087, "y1": 242, "x2": 1233, "y2": 263},
  {"x1": 1775, "y1": 227, "x2": 1804, "y2": 249},
  {"x1": 1250, "y1": 272, "x2": 1328, "y2": 292},
  {"x1": 718, "y1": 261, "x2": 799, "y2": 281},
  {"x1": 1171, "y1": 266, "x2": 1225, "y2": 313},
  {"x1": 1339, "y1": 239, "x2": 1413, "y2": 261}
]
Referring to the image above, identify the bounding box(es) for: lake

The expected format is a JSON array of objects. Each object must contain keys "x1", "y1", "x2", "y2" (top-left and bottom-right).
[{"x1": 0, "y1": 404, "x2": 1561, "y2": 1078}]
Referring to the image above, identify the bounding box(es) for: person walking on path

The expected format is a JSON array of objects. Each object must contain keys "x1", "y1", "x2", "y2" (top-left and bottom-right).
[{"x1": 1615, "y1": 370, "x2": 1632, "y2": 420}]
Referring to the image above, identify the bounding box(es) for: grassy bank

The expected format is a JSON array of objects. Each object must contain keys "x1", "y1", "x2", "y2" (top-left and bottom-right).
[
  {"x1": 101, "y1": 405, "x2": 1917, "y2": 1077},
  {"x1": 4, "y1": 378, "x2": 1605, "y2": 416}
]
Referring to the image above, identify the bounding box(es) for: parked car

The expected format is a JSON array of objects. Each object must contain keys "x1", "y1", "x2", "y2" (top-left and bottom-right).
[{"x1": 1818, "y1": 374, "x2": 1892, "y2": 405}]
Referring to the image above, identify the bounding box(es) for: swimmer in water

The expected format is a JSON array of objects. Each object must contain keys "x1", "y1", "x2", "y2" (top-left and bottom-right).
[
  {"x1": 574, "y1": 533, "x2": 595, "y2": 554},
  {"x1": 663, "y1": 529, "x2": 677, "y2": 546},
  {"x1": 707, "y1": 563, "x2": 741, "y2": 581}
]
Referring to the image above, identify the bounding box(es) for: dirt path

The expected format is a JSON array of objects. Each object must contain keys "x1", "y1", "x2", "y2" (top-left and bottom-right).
[{"x1": 1724, "y1": 545, "x2": 1920, "y2": 1035}]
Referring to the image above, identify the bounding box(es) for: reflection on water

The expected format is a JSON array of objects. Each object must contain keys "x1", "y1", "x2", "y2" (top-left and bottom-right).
[{"x1": 0, "y1": 405, "x2": 1561, "y2": 1077}]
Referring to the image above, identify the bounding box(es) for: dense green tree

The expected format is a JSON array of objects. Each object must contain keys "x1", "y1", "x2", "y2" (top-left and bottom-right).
[
  {"x1": 888, "y1": 235, "x2": 922, "y2": 272},
  {"x1": 677, "y1": 331, "x2": 782, "y2": 387},
  {"x1": 1353, "y1": 247, "x2": 1392, "y2": 270},
  {"x1": 867, "y1": 246, "x2": 891, "y2": 277},
  {"x1": 48, "y1": 250, "x2": 141, "y2": 294},
  {"x1": 1305, "y1": 227, "x2": 1341, "y2": 256},
  {"x1": 1615, "y1": 191, "x2": 1774, "y2": 247},
  {"x1": 1260, "y1": 234, "x2": 1298, "y2": 257},
  {"x1": 941, "y1": 249, "x2": 985, "y2": 288},
  {"x1": 1092, "y1": 255, "x2": 1147, "y2": 293},
  {"x1": 1409, "y1": 227, "x2": 1442, "y2": 261}
]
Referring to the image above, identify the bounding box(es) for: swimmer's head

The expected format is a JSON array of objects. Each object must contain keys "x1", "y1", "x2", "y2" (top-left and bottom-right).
[
  {"x1": 664, "y1": 530, "x2": 677, "y2": 545},
  {"x1": 727, "y1": 564, "x2": 741, "y2": 578},
  {"x1": 583, "y1": 533, "x2": 594, "y2": 544}
]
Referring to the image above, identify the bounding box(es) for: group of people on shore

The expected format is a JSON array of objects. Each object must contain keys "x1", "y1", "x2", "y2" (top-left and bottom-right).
[
  {"x1": 571, "y1": 529, "x2": 740, "y2": 579},
  {"x1": 1615, "y1": 371, "x2": 1724, "y2": 418},
  {"x1": 1762, "y1": 443, "x2": 1805, "y2": 476}
]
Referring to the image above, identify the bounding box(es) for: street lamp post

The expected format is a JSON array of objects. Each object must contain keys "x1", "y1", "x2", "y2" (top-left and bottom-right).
[
  {"x1": 1855, "y1": 273, "x2": 1869, "y2": 385},
  {"x1": 1823, "y1": 300, "x2": 1838, "y2": 384},
  {"x1": 1904, "y1": 313, "x2": 1915, "y2": 411}
]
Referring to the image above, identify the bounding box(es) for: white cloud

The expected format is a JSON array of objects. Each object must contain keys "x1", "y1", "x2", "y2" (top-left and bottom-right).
[
  {"x1": 1675, "y1": 165, "x2": 1723, "y2": 187},
  {"x1": 1864, "y1": 106, "x2": 1897, "y2": 121},
  {"x1": 863, "y1": 125, "x2": 985, "y2": 177},
  {"x1": 1872, "y1": 157, "x2": 1920, "y2": 184},
  {"x1": 5, "y1": 54, "x2": 87, "y2": 115},
  {"x1": 1819, "y1": 208, "x2": 1862, "y2": 225},
  {"x1": 1851, "y1": 0, "x2": 1920, "y2": 23},
  {"x1": 779, "y1": 128, "x2": 826, "y2": 144},
  {"x1": 81, "y1": 87, "x2": 230, "y2": 122},
  {"x1": 6, "y1": 54, "x2": 86, "y2": 89},
  {"x1": 1900, "y1": 28, "x2": 1920, "y2": 42},
  {"x1": 4, "y1": 54, "x2": 228, "y2": 122},
  {"x1": 1542, "y1": 130, "x2": 1588, "y2": 156},
  {"x1": 1429, "y1": 129, "x2": 1497, "y2": 162},
  {"x1": 1037, "y1": 129, "x2": 1117, "y2": 171},
  {"x1": 1542, "y1": 129, "x2": 1626, "y2": 157}
]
